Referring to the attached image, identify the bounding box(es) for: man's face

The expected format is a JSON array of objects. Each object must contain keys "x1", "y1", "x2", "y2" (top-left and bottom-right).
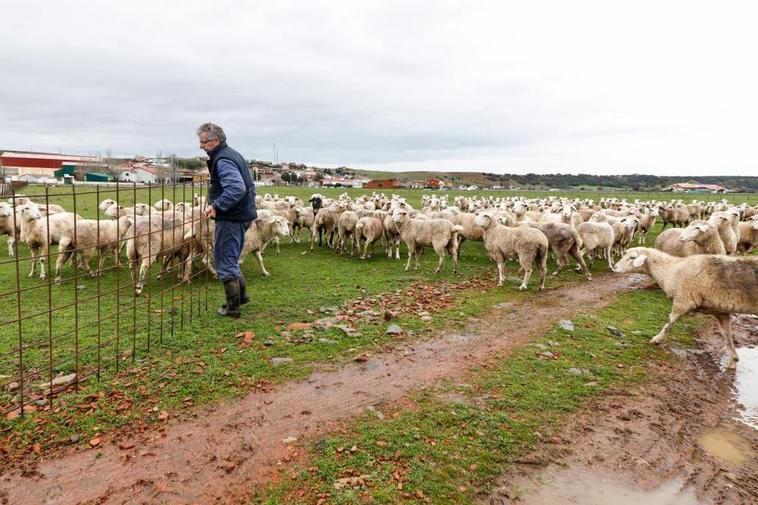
[{"x1": 198, "y1": 132, "x2": 220, "y2": 154}]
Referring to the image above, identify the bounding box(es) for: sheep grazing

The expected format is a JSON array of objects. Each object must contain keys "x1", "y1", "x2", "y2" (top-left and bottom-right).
[
  {"x1": 238, "y1": 216, "x2": 291, "y2": 276},
  {"x1": 392, "y1": 209, "x2": 461, "y2": 274},
  {"x1": 524, "y1": 221, "x2": 591, "y2": 280},
  {"x1": 613, "y1": 247, "x2": 758, "y2": 368},
  {"x1": 474, "y1": 212, "x2": 548, "y2": 290},
  {"x1": 354, "y1": 216, "x2": 384, "y2": 259}
]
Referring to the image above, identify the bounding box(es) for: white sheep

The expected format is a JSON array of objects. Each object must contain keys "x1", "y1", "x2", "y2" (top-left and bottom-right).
[
  {"x1": 474, "y1": 212, "x2": 548, "y2": 290},
  {"x1": 392, "y1": 209, "x2": 461, "y2": 274},
  {"x1": 613, "y1": 247, "x2": 758, "y2": 368},
  {"x1": 238, "y1": 216, "x2": 291, "y2": 276},
  {"x1": 20, "y1": 205, "x2": 82, "y2": 279},
  {"x1": 354, "y1": 216, "x2": 384, "y2": 259}
]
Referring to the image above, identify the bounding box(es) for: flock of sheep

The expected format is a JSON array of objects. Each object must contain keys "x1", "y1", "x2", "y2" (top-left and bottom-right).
[{"x1": 1, "y1": 190, "x2": 756, "y2": 367}]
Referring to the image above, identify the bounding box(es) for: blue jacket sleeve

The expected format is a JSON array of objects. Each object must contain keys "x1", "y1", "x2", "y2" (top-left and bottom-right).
[{"x1": 213, "y1": 160, "x2": 247, "y2": 212}]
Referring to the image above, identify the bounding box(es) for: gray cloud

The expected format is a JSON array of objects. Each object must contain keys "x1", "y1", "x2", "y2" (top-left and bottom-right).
[{"x1": 1, "y1": 1, "x2": 756, "y2": 176}]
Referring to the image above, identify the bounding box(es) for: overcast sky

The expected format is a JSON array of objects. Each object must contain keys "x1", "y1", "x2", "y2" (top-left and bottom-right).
[{"x1": 1, "y1": 1, "x2": 756, "y2": 176}]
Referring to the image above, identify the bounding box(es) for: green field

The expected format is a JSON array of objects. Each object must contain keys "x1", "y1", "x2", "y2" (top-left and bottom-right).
[{"x1": 0, "y1": 184, "x2": 754, "y2": 475}]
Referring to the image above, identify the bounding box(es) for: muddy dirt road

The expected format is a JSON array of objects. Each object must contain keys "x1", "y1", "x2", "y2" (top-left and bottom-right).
[
  {"x1": 1, "y1": 273, "x2": 646, "y2": 504},
  {"x1": 484, "y1": 314, "x2": 758, "y2": 505}
]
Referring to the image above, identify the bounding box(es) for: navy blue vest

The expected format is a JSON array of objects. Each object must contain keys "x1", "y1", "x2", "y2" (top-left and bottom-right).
[{"x1": 207, "y1": 142, "x2": 257, "y2": 222}]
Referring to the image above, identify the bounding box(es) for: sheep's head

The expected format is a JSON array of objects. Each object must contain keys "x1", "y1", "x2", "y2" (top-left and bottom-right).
[
  {"x1": 153, "y1": 199, "x2": 172, "y2": 211},
  {"x1": 613, "y1": 248, "x2": 650, "y2": 273},
  {"x1": 134, "y1": 203, "x2": 151, "y2": 216},
  {"x1": 750, "y1": 216, "x2": 758, "y2": 230},
  {"x1": 708, "y1": 213, "x2": 729, "y2": 226},
  {"x1": 0, "y1": 203, "x2": 12, "y2": 218},
  {"x1": 391, "y1": 209, "x2": 408, "y2": 224},
  {"x1": 105, "y1": 205, "x2": 124, "y2": 219},
  {"x1": 473, "y1": 212, "x2": 493, "y2": 229},
  {"x1": 21, "y1": 205, "x2": 43, "y2": 222},
  {"x1": 273, "y1": 216, "x2": 290, "y2": 236},
  {"x1": 99, "y1": 199, "x2": 117, "y2": 212},
  {"x1": 680, "y1": 221, "x2": 710, "y2": 242}
]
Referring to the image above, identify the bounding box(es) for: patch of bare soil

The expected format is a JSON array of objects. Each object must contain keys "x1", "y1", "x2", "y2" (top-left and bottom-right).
[
  {"x1": 483, "y1": 314, "x2": 758, "y2": 505},
  {"x1": 0, "y1": 273, "x2": 645, "y2": 505}
]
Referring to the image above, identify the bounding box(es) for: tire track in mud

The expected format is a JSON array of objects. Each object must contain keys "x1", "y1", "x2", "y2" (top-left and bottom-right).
[{"x1": 1, "y1": 273, "x2": 646, "y2": 505}]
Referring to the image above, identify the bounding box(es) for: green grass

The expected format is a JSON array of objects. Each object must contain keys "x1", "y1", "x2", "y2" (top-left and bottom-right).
[
  {"x1": 257, "y1": 288, "x2": 704, "y2": 504},
  {"x1": 0, "y1": 184, "x2": 752, "y2": 463}
]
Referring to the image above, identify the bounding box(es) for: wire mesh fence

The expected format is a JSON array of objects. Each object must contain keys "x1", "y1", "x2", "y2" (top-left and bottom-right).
[{"x1": 0, "y1": 181, "x2": 212, "y2": 418}]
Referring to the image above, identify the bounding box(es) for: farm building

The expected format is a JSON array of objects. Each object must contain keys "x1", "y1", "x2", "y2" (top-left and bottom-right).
[
  {"x1": 668, "y1": 183, "x2": 726, "y2": 193},
  {"x1": 425, "y1": 177, "x2": 445, "y2": 189},
  {"x1": 365, "y1": 178, "x2": 400, "y2": 189},
  {"x1": 0, "y1": 152, "x2": 100, "y2": 178},
  {"x1": 117, "y1": 165, "x2": 158, "y2": 184}
]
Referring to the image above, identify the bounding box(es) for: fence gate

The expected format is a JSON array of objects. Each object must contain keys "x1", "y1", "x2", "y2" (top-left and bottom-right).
[{"x1": 0, "y1": 182, "x2": 212, "y2": 418}]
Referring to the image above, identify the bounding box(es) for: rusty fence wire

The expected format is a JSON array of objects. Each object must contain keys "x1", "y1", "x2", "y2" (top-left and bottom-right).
[{"x1": 0, "y1": 181, "x2": 213, "y2": 418}]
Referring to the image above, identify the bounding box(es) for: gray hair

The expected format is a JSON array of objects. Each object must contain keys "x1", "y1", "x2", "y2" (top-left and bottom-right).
[{"x1": 196, "y1": 122, "x2": 226, "y2": 143}]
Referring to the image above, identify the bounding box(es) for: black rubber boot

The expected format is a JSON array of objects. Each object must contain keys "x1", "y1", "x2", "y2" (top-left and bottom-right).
[
  {"x1": 238, "y1": 273, "x2": 250, "y2": 305},
  {"x1": 217, "y1": 279, "x2": 241, "y2": 318},
  {"x1": 221, "y1": 274, "x2": 249, "y2": 310}
]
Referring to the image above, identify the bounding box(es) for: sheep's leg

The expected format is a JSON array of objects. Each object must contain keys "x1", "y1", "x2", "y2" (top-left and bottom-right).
[
  {"x1": 605, "y1": 246, "x2": 614, "y2": 271},
  {"x1": 715, "y1": 313, "x2": 738, "y2": 369},
  {"x1": 552, "y1": 252, "x2": 566, "y2": 276},
  {"x1": 433, "y1": 244, "x2": 446, "y2": 274},
  {"x1": 55, "y1": 242, "x2": 74, "y2": 284},
  {"x1": 395, "y1": 240, "x2": 401, "y2": 260},
  {"x1": 255, "y1": 250, "x2": 270, "y2": 276},
  {"x1": 135, "y1": 257, "x2": 150, "y2": 295},
  {"x1": 447, "y1": 240, "x2": 458, "y2": 274},
  {"x1": 28, "y1": 246, "x2": 39, "y2": 278},
  {"x1": 362, "y1": 238, "x2": 370, "y2": 259},
  {"x1": 275, "y1": 236, "x2": 281, "y2": 255},
  {"x1": 570, "y1": 246, "x2": 592, "y2": 280},
  {"x1": 7, "y1": 237, "x2": 15, "y2": 257},
  {"x1": 404, "y1": 242, "x2": 414, "y2": 271},
  {"x1": 414, "y1": 245, "x2": 422, "y2": 270},
  {"x1": 650, "y1": 302, "x2": 690, "y2": 344},
  {"x1": 496, "y1": 259, "x2": 505, "y2": 287},
  {"x1": 518, "y1": 255, "x2": 534, "y2": 290}
]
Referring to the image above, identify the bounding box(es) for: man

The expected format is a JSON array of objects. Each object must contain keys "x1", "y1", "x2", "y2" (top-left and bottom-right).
[{"x1": 197, "y1": 123, "x2": 257, "y2": 318}]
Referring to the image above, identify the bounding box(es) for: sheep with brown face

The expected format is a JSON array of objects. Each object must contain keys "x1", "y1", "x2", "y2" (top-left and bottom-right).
[
  {"x1": 474, "y1": 212, "x2": 548, "y2": 290},
  {"x1": 613, "y1": 247, "x2": 758, "y2": 368}
]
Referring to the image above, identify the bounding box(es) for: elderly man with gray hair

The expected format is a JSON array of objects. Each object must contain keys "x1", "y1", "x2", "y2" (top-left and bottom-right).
[{"x1": 197, "y1": 122, "x2": 257, "y2": 318}]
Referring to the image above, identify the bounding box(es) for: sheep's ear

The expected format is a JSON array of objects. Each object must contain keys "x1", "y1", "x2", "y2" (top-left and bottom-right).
[{"x1": 632, "y1": 254, "x2": 647, "y2": 268}]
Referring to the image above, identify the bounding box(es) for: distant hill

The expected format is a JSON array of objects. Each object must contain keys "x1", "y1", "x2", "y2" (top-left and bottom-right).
[{"x1": 350, "y1": 169, "x2": 758, "y2": 192}]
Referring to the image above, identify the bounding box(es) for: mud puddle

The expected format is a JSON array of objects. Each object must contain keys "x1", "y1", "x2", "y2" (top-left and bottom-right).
[
  {"x1": 698, "y1": 424, "x2": 754, "y2": 466},
  {"x1": 515, "y1": 469, "x2": 704, "y2": 505},
  {"x1": 734, "y1": 346, "x2": 758, "y2": 429}
]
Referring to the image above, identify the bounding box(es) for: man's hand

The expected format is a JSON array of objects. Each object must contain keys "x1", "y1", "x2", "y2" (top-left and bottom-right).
[{"x1": 204, "y1": 205, "x2": 217, "y2": 219}]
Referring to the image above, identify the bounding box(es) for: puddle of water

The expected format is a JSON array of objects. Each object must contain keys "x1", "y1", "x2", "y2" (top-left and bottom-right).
[
  {"x1": 697, "y1": 424, "x2": 754, "y2": 466},
  {"x1": 734, "y1": 346, "x2": 758, "y2": 429},
  {"x1": 518, "y1": 469, "x2": 704, "y2": 505}
]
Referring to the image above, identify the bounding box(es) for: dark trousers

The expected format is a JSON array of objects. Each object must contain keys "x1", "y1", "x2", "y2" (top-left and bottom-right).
[{"x1": 214, "y1": 220, "x2": 250, "y2": 282}]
